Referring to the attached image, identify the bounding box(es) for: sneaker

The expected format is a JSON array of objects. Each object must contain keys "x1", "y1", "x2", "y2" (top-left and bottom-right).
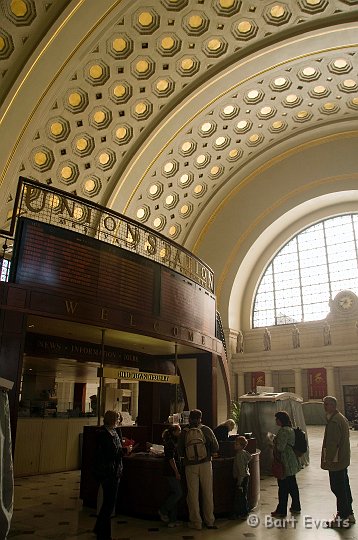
[
  {"x1": 206, "y1": 524, "x2": 218, "y2": 529},
  {"x1": 348, "y1": 514, "x2": 356, "y2": 524},
  {"x1": 158, "y1": 510, "x2": 169, "y2": 523},
  {"x1": 168, "y1": 521, "x2": 182, "y2": 528}
]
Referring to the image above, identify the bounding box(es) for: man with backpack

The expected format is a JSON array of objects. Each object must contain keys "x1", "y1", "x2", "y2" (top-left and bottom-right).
[{"x1": 177, "y1": 409, "x2": 219, "y2": 530}]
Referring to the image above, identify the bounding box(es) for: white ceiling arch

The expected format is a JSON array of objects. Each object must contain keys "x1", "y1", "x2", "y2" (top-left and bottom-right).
[
  {"x1": 0, "y1": 0, "x2": 357, "y2": 326},
  {"x1": 190, "y1": 133, "x2": 358, "y2": 329}
]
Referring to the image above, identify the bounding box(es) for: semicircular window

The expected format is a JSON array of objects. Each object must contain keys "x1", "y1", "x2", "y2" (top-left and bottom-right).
[{"x1": 253, "y1": 214, "x2": 358, "y2": 328}]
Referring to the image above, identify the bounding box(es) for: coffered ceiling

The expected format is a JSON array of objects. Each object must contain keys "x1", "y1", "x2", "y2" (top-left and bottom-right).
[{"x1": 0, "y1": 0, "x2": 357, "y2": 310}]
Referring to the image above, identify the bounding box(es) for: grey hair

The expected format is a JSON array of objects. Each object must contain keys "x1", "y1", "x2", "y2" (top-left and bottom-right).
[
  {"x1": 323, "y1": 396, "x2": 337, "y2": 407},
  {"x1": 225, "y1": 419, "x2": 236, "y2": 430}
]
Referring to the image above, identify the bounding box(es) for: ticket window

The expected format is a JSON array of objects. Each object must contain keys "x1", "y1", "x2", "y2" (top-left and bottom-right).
[{"x1": 103, "y1": 384, "x2": 137, "y2": 422}]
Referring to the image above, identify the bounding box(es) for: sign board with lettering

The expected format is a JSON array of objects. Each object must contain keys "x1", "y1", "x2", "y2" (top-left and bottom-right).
[
  {"x1": 10, "y1": 178, "x2": 214, "y2": 293},
  {"x1": 10, "y1": 218, "x2": 218, "y2": 351},
  {"x1": 98, "y1": 367, "x2": 180, "y2": 384}
]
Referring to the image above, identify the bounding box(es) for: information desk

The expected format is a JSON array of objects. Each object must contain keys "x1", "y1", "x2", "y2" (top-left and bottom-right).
[{"x1": 80, "y1": 426, "x2": 260, "y2": 518}]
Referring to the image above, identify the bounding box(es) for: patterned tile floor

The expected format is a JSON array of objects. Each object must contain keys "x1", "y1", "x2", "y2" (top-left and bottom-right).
[{"x1": 9, "y1": 426, "x2": 358, "y2": 539}]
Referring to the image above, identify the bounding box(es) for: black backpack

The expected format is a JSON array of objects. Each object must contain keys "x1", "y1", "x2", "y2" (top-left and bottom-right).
[{"x1": 292, "y1": 427, "x2": 307, "y2": 457}]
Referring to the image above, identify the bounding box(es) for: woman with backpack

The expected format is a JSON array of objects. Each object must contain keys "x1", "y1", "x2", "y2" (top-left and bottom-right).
[
  {"x1": 271, "y1": 411, "x2": 302, "y2": 518},
  {"x1": 158, "y1": 424, "x2": 183, "y2": 528}
]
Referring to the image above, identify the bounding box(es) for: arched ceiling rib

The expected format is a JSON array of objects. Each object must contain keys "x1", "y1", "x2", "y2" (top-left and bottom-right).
[{"x1": 0, "y1": 0, "x2": 357, "y2": 248}]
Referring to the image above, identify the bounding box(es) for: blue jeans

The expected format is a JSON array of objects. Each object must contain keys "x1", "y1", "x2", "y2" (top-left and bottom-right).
[
  {"x1": 160, "y1": 476, "x2": 183, "y2": 522},
  {"x1": 329, "y1": 468, "x2": 353, "y2": 519}
]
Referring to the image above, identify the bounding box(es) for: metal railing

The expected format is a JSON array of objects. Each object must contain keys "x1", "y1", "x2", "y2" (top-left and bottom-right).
[{"x1": 1, "y1": 177, "x2": 215, "y2": 294}]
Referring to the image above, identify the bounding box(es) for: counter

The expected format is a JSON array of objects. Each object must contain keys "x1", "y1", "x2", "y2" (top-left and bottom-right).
[{"x1": 80, "y1": 426, "x2": 260, "y2": 517}]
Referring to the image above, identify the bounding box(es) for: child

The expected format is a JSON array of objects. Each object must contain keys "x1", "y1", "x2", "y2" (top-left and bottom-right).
[{"x1": 232, "y1": 435, "x2": 252, "y2": 519}]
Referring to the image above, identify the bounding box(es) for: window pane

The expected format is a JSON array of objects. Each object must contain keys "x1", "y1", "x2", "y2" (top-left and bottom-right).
[{"x1": 252, "y1": 213, "x2": 358, "y2": 328}]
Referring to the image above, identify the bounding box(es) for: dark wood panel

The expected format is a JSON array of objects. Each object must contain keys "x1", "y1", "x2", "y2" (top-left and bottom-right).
[
  {"x1": 160, "y1": 268, "x2": 216, "y2": 336},
  {"x1": 80, "y1": 426, "x2": 261, "y2": 516},
  {"x1": 12, "y1": 219, "x2": 157, "y2": 315}
]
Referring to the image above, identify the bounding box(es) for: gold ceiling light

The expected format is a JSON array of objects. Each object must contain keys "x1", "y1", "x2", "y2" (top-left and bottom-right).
[
  {"x1": 237, "y1": 21, "x2": 252, "y2": 33},
  {"x1": 10, "y1": 0, "x2": 27, "y2": 16},
  {"x1": 50, "y1": 122, "x2": 63, "y2": 136},
  {"x1": 270, "y1": 4, "x2": 285, "y2": 17},
  {"x1": 89, "y1": 64, "x2": 103, "y2": 79},
  {"x1": 149, "y1": 184, "x2": 159, "y2": 196},
  {"x1": 135, "y1": 102, "x2": 147, "y2": 114},
  {"x1": 181, "y1": 57, "x2": 194, "y2": 70},
  {"x1": 208, "y1": 39, "x2": 221, "y2": 51},
  {"x1": 34, "y1": 152, "x2": 46, "y2": 166},
  {"x1": 302, "y1": 66, "x2": 316, "y2": 77},
  {"x1": 98, "y1": 153, "x2": 110, "y2": 165},
  {"x1": 333, "y1": 58, "x2": 348, "y2": 69},
  {"x1": 116, "y1": 126, "x2": 127, "y2": 140},
  {"x1": 93, "y1": 110, "x2": 105, "y2": 123},
  {"x1": 76, "y1": 138, "x2": 88, "y2": 151},
  {"x1": 296, "y1": 110, "x2": 309, "y2": 119},
  {"x1": 68, "y1": 92, "x2": 81, "y2": 107},
  {"x1": 219, "y1": 0, "x2": 235, "y2": 7},
  {"x1": 161, "y1": 36, "x2": 175, "y2": 50},
  {"x1": 61, "y1": 166, "x2": 72, "y2": 179},
  {"x1": 156, "y1": 79, "x2": 169, "y2": 92},
  {"x1": 84, "y1": 179, "x2": 95, "y2": 192},
  {"x1": 112, "y1": 37, "x2": 127, "y2": 52},
  {"x1": 138, "y1": 11, "x2": 153, "y2": 27},
  {"x1": 136, "y1": 60, "x2": 149, "y2": 73},
  {"x1": 188, "y1": 15, "x2": 203, "y2": 28},
  {"x1": 113, "y1": 84, "x2": 126, "y2": 98},
  {"x1": 274, "y1": 77, "x2": 287, "y2": 87}
]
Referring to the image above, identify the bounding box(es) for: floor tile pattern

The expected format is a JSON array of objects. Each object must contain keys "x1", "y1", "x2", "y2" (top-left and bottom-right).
[{"x1": 9, "y1": 426, "x2": 358, "y2": 539}]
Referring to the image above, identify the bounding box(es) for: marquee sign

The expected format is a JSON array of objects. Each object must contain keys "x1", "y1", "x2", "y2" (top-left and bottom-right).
[
  {"x1": 98, "y1": 367, "x2": 180, "y2": 384},
  {"x1": 9, "y1": 178, "x2": 214, "y2": 293}
]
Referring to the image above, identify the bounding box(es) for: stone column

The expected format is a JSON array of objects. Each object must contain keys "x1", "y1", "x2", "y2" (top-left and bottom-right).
[
  {"x1": 326, "y1": 366, "x2": 335, "y2": 397},
  {"x1": 225, "y1": 328, "x2": 237, "y2": 357},
  {"x1": 264, "y1": 370, "x2": 273, "y2": 388},
  {"x1": 131, "y1": 382, "x2": 139, "y2": 422},
  {"x1": 237, "y1": 372, "x2": 245, "y2": 398},
  {"x1": 294, "y1": 368, "x2": 303, "y2": 398}
]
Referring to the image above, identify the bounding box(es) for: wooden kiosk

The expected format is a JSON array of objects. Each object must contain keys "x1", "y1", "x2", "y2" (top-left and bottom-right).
[{"x1": 0, "y1": 178, "x2": 232, "y2": 469}]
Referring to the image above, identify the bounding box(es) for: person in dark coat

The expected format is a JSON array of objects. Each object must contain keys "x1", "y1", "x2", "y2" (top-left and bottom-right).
[
  {"x1": 158, "y1": 423, "x2": 183, "y2": 527},
  {"x1": 93, "y1": 410, "x2": 128, "y2": 540},
  {"x1": 213, "y1": 419, "x2": 236, "y2": 441}
]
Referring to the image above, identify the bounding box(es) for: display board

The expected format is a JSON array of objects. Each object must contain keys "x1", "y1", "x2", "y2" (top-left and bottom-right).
[
  {"x1": 9, "y1": 218, "x2": 218, "y2": 346},
  {"x1": 12, "y1": 219, "x2": 159, "y2": 316}
]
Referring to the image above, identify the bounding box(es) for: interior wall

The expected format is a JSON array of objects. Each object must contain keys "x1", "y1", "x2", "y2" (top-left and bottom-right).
[
  {"x1": 188, "y1": 134, "x2": 358, "y2": 331},
  {"x1": 177, "y1": 358, "x2": 197, "y2": 411}
]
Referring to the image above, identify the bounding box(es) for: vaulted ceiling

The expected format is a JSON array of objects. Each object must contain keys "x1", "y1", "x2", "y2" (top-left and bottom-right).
[{"x1": 0, "y1": 0, "x2": 357, "y2": 326}]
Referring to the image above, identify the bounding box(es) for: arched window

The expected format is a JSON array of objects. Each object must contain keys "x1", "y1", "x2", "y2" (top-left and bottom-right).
[{"x1": 253, "y1": 214, "x2": 358, "y2": 328}]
